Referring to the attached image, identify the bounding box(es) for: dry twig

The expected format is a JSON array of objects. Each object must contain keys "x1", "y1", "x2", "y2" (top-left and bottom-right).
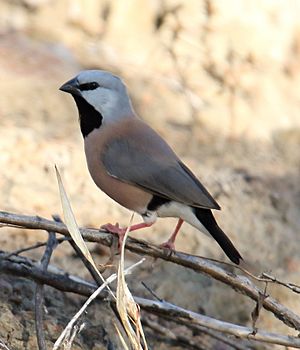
[
  {"x1": 143, "y1": 317, "x2": 208, "y2": 350},
  {"x1": 35, "y1": 231, "x2": 57, "y2": 350},
  {"x1": 53, "y1": 258, "x2": 145, "y2": 350},
  {"x1": 0, "y1": 211, "x2": 299, "y2": 332},
  {"x1": 1, "y1": 252, "x2": 299, "y2": 348},
  {"x1": 260, "y1": 272, "x2": 300, "y2": 294},
  {"x1": 0, "y1": 339, "x2": 11, "y2": 350},
  {"x1": 1, "y1": 237, "x2": 68, "y2": 260}
]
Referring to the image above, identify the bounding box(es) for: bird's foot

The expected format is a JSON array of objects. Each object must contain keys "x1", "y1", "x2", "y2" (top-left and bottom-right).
[
  {"x1": 101, "y1": 222, "x2": 126, "y2": 250},
  {"x1": 160, "y1": 240, "x2": 176, "y2": 251},
  {"x1": 159, "y1": 240, "x2": 176, "y2": 258},
  {"x1": 101, "y1": 222, "x2": 126, "y2": 235},
  {"x1": 159, "y1": 218, "x2": 182, "y2": 253}
]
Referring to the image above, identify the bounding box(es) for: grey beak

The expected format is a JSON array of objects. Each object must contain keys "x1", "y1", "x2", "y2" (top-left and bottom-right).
[{"x1": 59, "y1": 77, "x2": 80, "y2": 95}]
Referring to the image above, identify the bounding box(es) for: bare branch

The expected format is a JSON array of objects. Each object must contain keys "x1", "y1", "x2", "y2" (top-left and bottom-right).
[
  {"x1": 143, "y1": 317, "x2": 207, "y2": 350},
  {"x1": 138, "y1": 298, "x2": 300, "y2": 348},
  {"x1": 1, "y1": 237, "x2": 68, "y2": 260},
  {"x1": 191, "y1": 326, "x2": 252, "y2": 350},
  {"x1": 1, "y1": 252, "x2": 300, "y2": 349},
  {"x1": 141, "y1": 281, "x2": 164, "y2": 302},
  {"x1": 251, "y1": 284, "x2": 268, "y2": 335},
  {"x1": 0, "y1": 211, "x2": 300, "y2": 331},
  {"x1": 260, "y1": 272, "x2": 300, "y2": 294},
  {"x1": 35, "y1": 232, "x2": 57, "y2": 350}
]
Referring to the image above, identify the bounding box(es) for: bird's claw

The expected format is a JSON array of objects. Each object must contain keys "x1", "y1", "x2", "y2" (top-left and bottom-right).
[
  {"x1": 101, "y1": 222, "x2": 126, "y2": 250},
  {"x1": 160, "y1": 240, "x2": 175, "y2": 250},
  {"x1": 160, "y1": 240, "x2": 176, "y2": 257},
  {"x1": 101, "y1": 222, "x2": 126, "y2": 235}
]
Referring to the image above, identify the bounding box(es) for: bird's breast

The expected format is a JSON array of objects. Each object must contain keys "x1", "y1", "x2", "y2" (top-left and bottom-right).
[{"x1": 83, "y1": 128, "x2": 152, "y2": 213}]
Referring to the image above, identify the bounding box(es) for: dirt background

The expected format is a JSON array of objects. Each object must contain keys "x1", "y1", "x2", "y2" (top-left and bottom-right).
[{"x1": 0, "y1": 0, "x2": 299, "y2": 349}]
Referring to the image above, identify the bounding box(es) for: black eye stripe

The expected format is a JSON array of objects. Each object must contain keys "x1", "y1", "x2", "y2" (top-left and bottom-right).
[{"x1": 79, "y1": 82, "x2": 100, "y2": 91}]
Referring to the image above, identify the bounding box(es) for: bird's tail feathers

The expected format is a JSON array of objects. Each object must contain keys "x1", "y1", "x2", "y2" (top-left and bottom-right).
[{"x1": 194, "y1": 208, "x2": 242, "y2": 265}]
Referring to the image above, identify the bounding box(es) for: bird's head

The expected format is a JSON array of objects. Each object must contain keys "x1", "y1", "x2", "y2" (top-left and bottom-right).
[{"x1": 60, "y1": 70, "x2": 134, "y2": 133}]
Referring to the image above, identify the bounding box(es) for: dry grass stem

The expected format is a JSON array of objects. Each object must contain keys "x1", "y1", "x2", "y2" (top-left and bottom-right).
[
  {"x1": 113, "y1": 322, "x2": 130, "y2": 350},
  {"x1": 116, "y1": 213, "x2": 148, "y2": 350},
  {"x1": 53, "y1": 258, "x2": 145, "y2": 350},
  {"x1": 0, "y1": 339, "x2": 11, "y2": 350}
]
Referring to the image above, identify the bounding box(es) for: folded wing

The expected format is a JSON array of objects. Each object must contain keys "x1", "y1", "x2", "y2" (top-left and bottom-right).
[{"x1": 102, "y1": 128, "x2": 220, "y2": 210}]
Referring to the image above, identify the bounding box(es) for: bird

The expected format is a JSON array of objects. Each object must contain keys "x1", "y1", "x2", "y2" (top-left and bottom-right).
[{"x1": 59, "y1": 70, "x2": 242, "y2": 264}]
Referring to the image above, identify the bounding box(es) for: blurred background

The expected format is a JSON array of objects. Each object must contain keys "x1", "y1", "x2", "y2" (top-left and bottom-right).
[{"x1": 0, "y1": 0, "x2": 300, "y2": 349}]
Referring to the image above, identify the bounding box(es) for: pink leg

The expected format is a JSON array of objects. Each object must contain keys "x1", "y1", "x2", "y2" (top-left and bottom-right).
[
  {"x1": 101, "y1": 221, "x2": 154, "y2": 248},
  {"x1": 160, "y1": 218, "x2": 184, "y2": 250}
]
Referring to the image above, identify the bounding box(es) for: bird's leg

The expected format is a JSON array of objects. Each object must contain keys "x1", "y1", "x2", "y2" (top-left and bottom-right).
[
  {"x1": 101, "y1": 222, "x2": 154, "y2": 248},
  {"x1": 160, "y1": 218, "x2": 184, "y2": 250}
]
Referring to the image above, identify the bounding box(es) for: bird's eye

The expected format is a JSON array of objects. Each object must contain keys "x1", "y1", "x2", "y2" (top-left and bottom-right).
[{"x1": 79, "y1": 82, "x2": 100, "y2": 91}]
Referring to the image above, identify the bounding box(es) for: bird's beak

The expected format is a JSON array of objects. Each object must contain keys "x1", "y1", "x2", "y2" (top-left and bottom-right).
[{"x1": 59, "y1": 77, "x2": 80, "y2": 96}]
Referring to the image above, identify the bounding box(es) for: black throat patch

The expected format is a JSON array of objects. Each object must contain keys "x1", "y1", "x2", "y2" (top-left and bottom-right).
[{"x1": 73, "y1": 95, "x2": 103, "y2": 137}]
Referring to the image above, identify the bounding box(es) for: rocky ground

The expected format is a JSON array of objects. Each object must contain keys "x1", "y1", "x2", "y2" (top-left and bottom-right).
[{"x1": 0, "y1": 1, "x2": 300, "y2": 349}]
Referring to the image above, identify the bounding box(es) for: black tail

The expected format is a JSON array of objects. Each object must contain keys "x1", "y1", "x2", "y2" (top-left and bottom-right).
[{"x1": 194, "y1": 208, "x2": 242, "y2": 264}]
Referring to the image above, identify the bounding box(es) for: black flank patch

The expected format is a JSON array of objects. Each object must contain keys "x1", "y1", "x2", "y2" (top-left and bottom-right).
[
  {"x1": 73, "y1": 95, "x2": 103, "y2": 137},
  {"x1": 147, "y1": 195, "x2": 170, "y2": 211}
]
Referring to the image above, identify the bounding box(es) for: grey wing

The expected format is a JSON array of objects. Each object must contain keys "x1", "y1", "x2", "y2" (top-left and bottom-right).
[{"x1": 102, "y1": 137, "x2": 220, "y2": 210}]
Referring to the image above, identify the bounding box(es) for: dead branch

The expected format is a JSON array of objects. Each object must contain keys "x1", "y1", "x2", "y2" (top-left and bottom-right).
[
  {"x1": 143, "y1": 316, "x2": 253, "y2": 350},
  {"x1": 1, "y1": 252, "x2": 300, "y2": 348},
  {"x1": 1, "y1": 237, "x2": 68, "y2": 260},
  {"x1": 260, "y1": 272, "x2": 300, "y2": 294},
  {"x1": 0, "y1": 210, "x2": 299, "y2": 332},
  {"x1": 35, "y1": 232, "x2": 57, "y2": 350},
  {"x1": 191, "y1": 326, "x2": 252, "y2": 350},
  {"x1": 142, "y1": 317, "x2": 208, "y2": 350},
  {"x1": 141, "y1": 283, "x2": 252, "y2": 349},
  {"x1": 138, "y1": 298, "x2": 300, "y2": 348}
]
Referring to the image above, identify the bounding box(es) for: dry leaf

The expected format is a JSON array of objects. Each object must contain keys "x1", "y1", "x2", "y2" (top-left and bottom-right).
[{"x1": 55, "y1": 166, "x2": 114, "y2": 297}]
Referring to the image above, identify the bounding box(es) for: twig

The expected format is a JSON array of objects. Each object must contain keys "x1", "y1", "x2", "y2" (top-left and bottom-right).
[
  {"x1": 251, "y1": 283, "x2": 268, "y2": 335},
  {"x1": 0, "y1": 237, "x2": 68, "y2": 260},
  {"x1": 142, "y1": 317, "x2": 207, "y2": 350},
  {"x1": 138, "y1": 298, "x2": 300, "y2": 348},
  {"x1": 0, "y1": 252, "x2": 97, "y2": 293},
  {"x1": 35, "y1": 232, "x2": 57, "y2": 350},
  {"x1": 1, "y1": 252, "x2": 299, "y2": 348},
  {"x1": 193, "y1": 325, "x2": 254, "y2": 350},
  {"x1": 0, "y1": 338, "x2": 11, "y2": 350},
  {"x1": 145, "y1": 314, "x2": 253, "y2": 350},
  {"x1": 0, "y1": 211, "x2": 300, "y2": 331},
  {"x1": 141, "y1": 281, "x2": 164, "y2": 302},
  {"x1": 53, "y1": 258, "x2": 145, "y2": 350},
  {"x1": 260, "y1": 272, "x2": 300, "y2": 294},
  {"x1": 203, "y1": 256, "x2": 300, "y2": 295},
  {"x1": 144, "y1": 316, "x2": 252, "y2": 350}
]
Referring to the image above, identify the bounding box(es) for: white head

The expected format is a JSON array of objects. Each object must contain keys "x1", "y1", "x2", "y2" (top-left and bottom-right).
[{"x1": 60, "y1": 70, "x2": 135, "y2": 126}]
